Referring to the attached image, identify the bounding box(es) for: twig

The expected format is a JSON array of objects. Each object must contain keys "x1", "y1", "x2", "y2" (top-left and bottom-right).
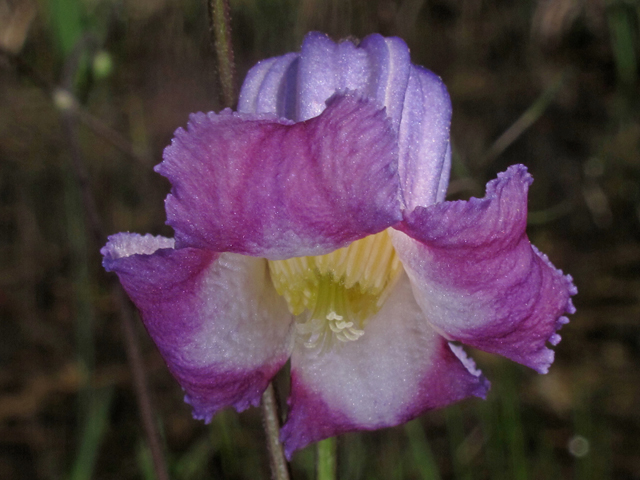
[
  {"x1": 206, "y1": 4, "x2": 291, "y2": 478},
  {"x1": 52, "y1": 38, "x2": 171, "y2": 480},
  {"x1": 0, "y1": 47, "x2": 151, "y2": 165},
  {"x1": 261, "y1": 384, "x2": 291, "y2": 480},
  {"x1": 60, "y1": 108, "x2": 170, "y2": 480}
]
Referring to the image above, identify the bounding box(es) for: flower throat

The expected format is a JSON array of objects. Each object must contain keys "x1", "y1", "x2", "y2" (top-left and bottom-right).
[{"x1": 268, "y1": 230, "x2": 402, "y2": 349}]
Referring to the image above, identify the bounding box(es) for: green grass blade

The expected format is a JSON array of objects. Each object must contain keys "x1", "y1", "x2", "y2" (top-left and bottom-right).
[
  {"x1": 477, "y1": 395, "x2": 506, "y2": 480},
  {"x1": 446, "y1": 405, "x2": 472, "y2": 480},
  {"x1": 47, "y1": 0, "x2": 84, "y2": 56},
  {"x1": 137, "y1": 441, "x2": 157, "y2": 480},
  {"x1": 174, "y1": 435, "x2": 213, "y2": 480},
  {"x1": 68, "y1": 388, "x2": 114, "y2": 480},
  {"x1": 607, "y1": 3, "x2": 638, "y2": 87},
  {"x1": 500, "y1": 367, "x2": 528, "y2": 480},
  {"x1": 404, "y1": 419, "x2": 442, "y2": 480},
  {"x1": 481, "y1": 70, "x2": 568, "y2": 167},
  {"x1": 317, "y1": 437, "x2": 337, "y2": 480}
]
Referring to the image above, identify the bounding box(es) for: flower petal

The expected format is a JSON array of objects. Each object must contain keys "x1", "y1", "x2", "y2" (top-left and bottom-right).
[
  {"x1": 394, "y1": 165, "x2": 577, "y2": 373},
  {"x1": 397, "y1": 65, "x2": 452, "y2": 210},
  {"x1": 296, "y1": 32, "x2": 371, "y2": 121},
  {"x1": 238, "y1": 32, "x2": 451, "y2": 210},
  {"x1": 157, "y1": 93, "x2": 401, "y2": 259},
  {"x1": 436, "y1": 142, "x2": 452, "y2": 203},
  {"x1": 358, "y1": 34, "x2": 411, "y2": 130},
  {"x1": 296, "y1": 32, "x2": 411, "y2": 124},
  {"x1": 101, "y1": 233, "x2": 293, "y2": 420},
  {"x1": 280, "y1": 273, "x2": 489, "y2": 458},
  {"x1": 237, "y1": 52, "x2": 299, "y2": 118}
]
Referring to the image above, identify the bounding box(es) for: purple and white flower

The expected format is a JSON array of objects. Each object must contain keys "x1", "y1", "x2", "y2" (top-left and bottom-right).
[{"x1": 102, "y1": 32, "x2": 576, "y2": 458}]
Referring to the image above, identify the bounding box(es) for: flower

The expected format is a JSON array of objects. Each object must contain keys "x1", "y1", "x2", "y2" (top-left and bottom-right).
[{"x1": 101, "y1": 32, "x2": 576, "y2": 458}]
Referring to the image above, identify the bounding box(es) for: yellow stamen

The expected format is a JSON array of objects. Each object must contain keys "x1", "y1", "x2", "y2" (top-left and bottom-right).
[{"x1": 268, "y1": 229, "x2": 402, "y2": 349}]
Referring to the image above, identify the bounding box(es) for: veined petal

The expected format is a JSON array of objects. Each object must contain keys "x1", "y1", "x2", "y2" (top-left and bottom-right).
[
  {"x1": 237, "y1": 52, "x2": 299, "y2": 118},
  {"x1": 297, "y1": 32, "x2": 371, "y2": 121},
  {"x1": 437, "y1": 142, "x2": 452, "y2": 203},
  {"x1": 296, "y1": 32, "x2": 411, "y2": 125},
  {"x1": 157, "y1": 93, "x2": 401, "y2": 260},
  {"x1": 394, "y1": 165, "x2": 577, "y2": 373},
  {"x1": 280, "y1": 273, "x2": 489, "y2": 458},
  {"x1": 359, "y1": 34, "x2": 411, "y2": 130},
  {"x1": 101, "y1": 233, "x2": 293, "y2": 420},
  {"x1": 238, "y1": 32, "x2": 450, "y2": 209},
  {"x1": 397, "y1": 65, "x2": 452, "y2": 210}
]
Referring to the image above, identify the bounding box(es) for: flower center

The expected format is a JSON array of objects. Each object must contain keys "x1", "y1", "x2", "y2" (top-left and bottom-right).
[{"x1": 268, "y1": 229, "x2": 402, "y2": 349}]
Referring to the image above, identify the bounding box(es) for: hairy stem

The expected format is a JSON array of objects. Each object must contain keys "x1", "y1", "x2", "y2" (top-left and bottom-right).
[
  {"x1": 205, "y1": 4, "x2": 291, "y2": 479},
  {"x1": 208, "y1": 0, "x2": 236, "y2": 108},
  {"x1": 261, "y1": 383, "x2": 291, "y2": 480}
]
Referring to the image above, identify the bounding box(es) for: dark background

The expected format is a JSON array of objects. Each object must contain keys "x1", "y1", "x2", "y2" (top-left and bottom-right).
[{"x1": 1, "y1": 0, "x2": 639, "y2": 478}]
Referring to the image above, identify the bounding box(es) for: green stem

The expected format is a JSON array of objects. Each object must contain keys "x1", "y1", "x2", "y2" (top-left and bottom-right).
[
  {"x1": 317, "y1": 437, "x2": 337, "y2": 480},
  {"x1": 261, "y1": 383, "x2": 290, "y2": 480},
  {"x1": 208, "y1": 0, "x2": 236, "y2": 108}
]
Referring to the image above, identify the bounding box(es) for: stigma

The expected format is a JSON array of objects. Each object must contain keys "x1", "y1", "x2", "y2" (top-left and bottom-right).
[{"x1": 268, "y1": 229, "x2": 402, "y2": 349}]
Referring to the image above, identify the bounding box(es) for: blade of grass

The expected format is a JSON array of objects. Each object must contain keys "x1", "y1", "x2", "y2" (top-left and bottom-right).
[
  {"x1": 174, "y1": 435, "x2": 213, "y2": 480},
  {"x1": 480, "y1": 70, "x2": 568, "y2": 167},
  {"x1": 213, "y1": 410, "x2": 241, "y2": 475},
  {"x1": 58, "y1": 73, "x2": 170, "y2": 480},
  {"x1": 607, "y1": 3, "x2": 638, "y2": 87},
  {"x1": 500, "y1": 366, "x2": 527, "y2": 480},
  {"x1": 446, "y1": 405, "x2": 472, "y2": 480},
  {"x1": 336, "y1": 433, "x2": 364, "y2": 480},
  {"x1": 317, "y1": 437, "x2": 337, "y2": 480},
  {"x1": 572, "y1": 389, "x2": 594, "y2": 480},
  {"x1": 477, "y1": 394, "x2": 506, "y2": 480},
  {"x1": 63, "y1": 160, "x2": 95, "y2": 417},
  {"x1": 47, "y1": 0, "x2": 83, "y2": 56},
  {"x1": 68, "y1": 388, "x2": 114, "y2": 480},
  {"x1": 404, "y1": 419, "x2": 442, "y2": 480},
  {"x1": 137, "y1": 441, "x2": 157, "y2": 480}
]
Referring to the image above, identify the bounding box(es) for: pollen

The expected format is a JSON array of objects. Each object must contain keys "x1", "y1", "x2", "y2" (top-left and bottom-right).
[{"x1": 268, "y1": 229, "x2": 402, "y2": 349}]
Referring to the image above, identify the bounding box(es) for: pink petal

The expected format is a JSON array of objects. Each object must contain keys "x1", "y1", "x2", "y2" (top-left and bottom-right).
[
  {"x1": 280, "y1": 273, "x2": 489, "y2": 458},
  {"x1": 394, "y1": 165, "x2": 577, "y2": 373},
  {"x1": 101, "y1": 233, "x2": 293, "y2": 420},
  {"x1": 157, "y1": 93, "x2": 401, "y2": 260},
  {"x1": 238, "y1": 32, "x2": 452, "y2": 210}
]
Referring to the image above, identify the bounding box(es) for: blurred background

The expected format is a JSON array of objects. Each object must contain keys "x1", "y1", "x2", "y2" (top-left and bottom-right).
[{"x1": 1, "y1": 0, "x2": 639, "y2": 478}]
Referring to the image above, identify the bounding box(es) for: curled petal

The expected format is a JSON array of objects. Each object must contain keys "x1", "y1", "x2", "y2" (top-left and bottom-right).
[
  {"x1": 394, "y1": 165, "x2": 577, "y2": 373},
  {"x1": 397, "y1": 66, "x2": 452, "y2": 210},
  {"x1": 436, "y1": 142, "x2": 452, "y2": 203},
  {"x1": 238, "y1": 32, "x2": 451, "y2": 210},
  {"x1": 102, "y1": 233, "x2": 293, "y2": 420},
  {"x1": 157, "y1": 93, "x2": 401, "y2": 259},
  {"x1": 237, "y1": 52, "x2": 299, "y2": 118},
  {"x1": 296, "y1": 32, "x2": 371, "y2": 121},
  {"x1": 358, "y1": 34, "x2": 411, "y2": 130},
  {"x1": 280, "y1": 273, "x2": 489, "y2": 458},
  {"x1": 296, "y1": 32, "x2": 411, "y2": 125}
]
